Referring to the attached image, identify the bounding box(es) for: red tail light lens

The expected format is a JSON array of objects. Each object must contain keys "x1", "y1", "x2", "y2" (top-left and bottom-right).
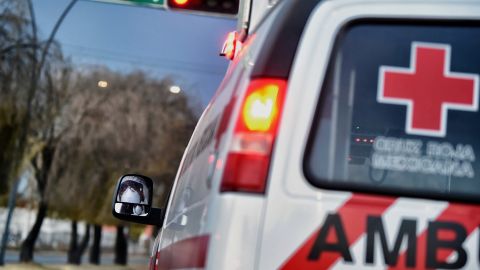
[
  {"x1": 242, "y1": 83, "x2": 280, "y2": 132},
  {"x1": 220, "y1": 79, "x2": 287, "y2": 193}
]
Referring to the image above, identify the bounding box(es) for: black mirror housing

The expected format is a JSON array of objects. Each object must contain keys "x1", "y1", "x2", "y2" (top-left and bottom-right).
[{"x1": 112, "y1": 174, "x2": 164, "y2": 226}]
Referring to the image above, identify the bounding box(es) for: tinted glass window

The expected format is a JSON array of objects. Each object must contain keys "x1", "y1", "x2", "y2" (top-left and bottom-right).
[{"x1": 305, "y1": 21, "x2": 480, "y2": 201}]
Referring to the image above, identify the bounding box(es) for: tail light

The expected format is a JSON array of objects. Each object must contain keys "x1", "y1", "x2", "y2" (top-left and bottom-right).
[{"x1": 220, "y1": 78, "x2": 288, "y2": 193}]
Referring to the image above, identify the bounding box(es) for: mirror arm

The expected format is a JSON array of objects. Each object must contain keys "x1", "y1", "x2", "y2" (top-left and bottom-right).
[
  {"x1": 112, "y1": 207, "x2": 164, "y2": 226},
  {"x1": 143, "y1": 207, "x2": 164, "y2": 226}
]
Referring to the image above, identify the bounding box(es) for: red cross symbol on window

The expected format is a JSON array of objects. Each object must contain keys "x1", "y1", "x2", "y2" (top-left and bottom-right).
[{"x1": 378, "y1": 42, "x2": 479, "y2": 137}]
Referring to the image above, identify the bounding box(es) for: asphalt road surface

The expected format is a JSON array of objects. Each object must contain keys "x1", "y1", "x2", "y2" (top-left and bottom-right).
[{"x1": 5, "y1": 250, "x2": 148, "y2": 266}]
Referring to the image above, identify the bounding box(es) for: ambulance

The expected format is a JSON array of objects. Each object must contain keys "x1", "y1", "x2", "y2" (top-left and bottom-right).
[{"x1": 112, "y1": 0, "x2": 480, "y2": 269}]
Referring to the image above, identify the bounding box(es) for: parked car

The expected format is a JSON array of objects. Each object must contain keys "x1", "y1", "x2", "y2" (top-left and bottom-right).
[{"x1": 112, "y1": 0, "x2": 480, "y2": 269}]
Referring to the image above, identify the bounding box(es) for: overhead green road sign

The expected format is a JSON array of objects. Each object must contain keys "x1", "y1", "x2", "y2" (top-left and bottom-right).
[{"x1": 89, "y1": 0, "x2": 165, "y2": 9}]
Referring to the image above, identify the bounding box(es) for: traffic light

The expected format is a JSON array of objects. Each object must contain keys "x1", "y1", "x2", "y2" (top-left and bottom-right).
[{"x1": 167, "y1": 0, "x2": 239, "y2": 16}]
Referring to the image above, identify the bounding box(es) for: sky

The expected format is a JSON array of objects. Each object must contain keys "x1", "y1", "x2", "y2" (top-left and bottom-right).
[{"x1": 32, "y1": 0, "x2": 237, "y2": 107}]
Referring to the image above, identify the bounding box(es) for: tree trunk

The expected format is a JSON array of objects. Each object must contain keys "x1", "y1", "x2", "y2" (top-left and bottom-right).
[
  {"x1": 67, "y1": 220, "x2": 78, "y2": 264},
  {"x1": 19, "y1": 201, "x2": 47, "y2": 262},
  {"x1": 74, "y1": 224, "x2": 90, "y2": 264},
  {"x1": 114, "y1": 225, "x2": 128, "y2": 265},
  {"x1": 67, "y1": 222, "x2": 90, "y2": 265},
  {"x1": 89, "y1": 224, "x2": 102, "y2": 265},
  {"x1": 0, "y1": 124, "x2": 20, "y2": 194},
  {"x1": 19, "y1": 145, "x2": 55, "y2": 263}
]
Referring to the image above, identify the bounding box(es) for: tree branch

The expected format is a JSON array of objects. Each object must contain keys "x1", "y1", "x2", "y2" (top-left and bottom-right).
[{"x1": 0, "y1": 43, "x2": 39, "y2": 55}]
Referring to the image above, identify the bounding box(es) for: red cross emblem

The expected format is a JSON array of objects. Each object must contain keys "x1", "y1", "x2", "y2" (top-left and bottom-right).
[{"x1": 378, "y1": 42, "x2": 479, "y2": 137}]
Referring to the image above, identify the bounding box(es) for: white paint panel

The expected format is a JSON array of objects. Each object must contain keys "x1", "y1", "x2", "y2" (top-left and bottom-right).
[
  {"x1": 258, "y1": 193, "x2": 352, "y2": 270},
  {"x1": 205, "y1": 195, "x2": 265, "y2": 270}
]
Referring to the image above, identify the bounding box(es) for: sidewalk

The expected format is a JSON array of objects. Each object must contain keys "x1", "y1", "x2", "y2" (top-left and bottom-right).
[{"x1": 0, "y1": 264, "x2": 146, "y2": 270}]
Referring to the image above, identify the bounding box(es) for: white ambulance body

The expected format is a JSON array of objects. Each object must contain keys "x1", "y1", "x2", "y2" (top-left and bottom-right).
[{"x1": 151, "y1": 0, "x2": 480, "y2": 269}]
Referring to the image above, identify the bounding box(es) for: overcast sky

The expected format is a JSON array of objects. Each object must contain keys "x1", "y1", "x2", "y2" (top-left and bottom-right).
[{"x1": 32, "y1": 0, "x2": 236, "y2": 107}]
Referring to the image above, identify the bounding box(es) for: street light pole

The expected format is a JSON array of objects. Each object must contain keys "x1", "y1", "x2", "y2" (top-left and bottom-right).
[
  {"x1": 0, "y1": 0, "x2": 78, "y2": 265},
  {"x1": 0, "y1": 180, "x2": 20, "y2": 265}
]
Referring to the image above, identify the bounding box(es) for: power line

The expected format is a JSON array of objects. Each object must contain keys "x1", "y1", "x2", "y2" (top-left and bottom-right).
[
  {"x1": 62, "y1": 42, "x2": 226, "y2": 70},
  {"x1": 65, "y1": 50, "x2": 227, "y2": 76},
  {"x1": 61, "y1": 43, "x2": 227, "y2": 76}
]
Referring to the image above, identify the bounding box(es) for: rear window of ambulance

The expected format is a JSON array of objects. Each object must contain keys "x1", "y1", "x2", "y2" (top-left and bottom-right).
[{"x1": 304, "y1": 20, "x2": 480, "y2": 202}]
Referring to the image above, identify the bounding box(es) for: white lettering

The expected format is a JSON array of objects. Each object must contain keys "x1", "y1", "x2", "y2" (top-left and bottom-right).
[
  {"x1": 426, "y1": 142, "x2": 476, "y2": 162},
  {"x1": 371, "y1": 137, "x2": 476, "y2": 180},
  {"x1": 372, "y1": 153, "x2": 475, "y2": 179},
  {"x1": 374, "y1": 136, "x2": 422, "y2": 156}
]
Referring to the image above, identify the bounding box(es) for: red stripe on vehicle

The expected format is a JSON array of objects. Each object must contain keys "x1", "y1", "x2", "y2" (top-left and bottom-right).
[
  {"x1": 389, "y1": 203, "x2": 480, "y2": 270},
  {"x1": 280, "y1": 194, "x2": 396, "y2": 270},
  {"x1": 155, "y1": 235, "x2": 210, "y2": 270}
]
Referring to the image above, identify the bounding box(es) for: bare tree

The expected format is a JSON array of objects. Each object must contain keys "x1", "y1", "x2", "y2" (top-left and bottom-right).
[
  {"x1": 0, "y1": 0, "x2": 75, "y2": 262},
  {"x1": 19, "y1": 47, "x2": 74, "y2": 262},
  {"x1": 0, "y1": 0, "x2": 36, "y2": 198},
  {"x1": 1, "y1": 2, "x2": 196, "y2": 265},
  {"x1": 47, "y1": 67, "x2": 197, "y2": 264}
]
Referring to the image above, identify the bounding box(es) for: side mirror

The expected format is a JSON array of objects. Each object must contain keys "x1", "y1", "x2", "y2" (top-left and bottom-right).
[{"x1": 112, "y1": 174, "x2": 164, "y2": 226}]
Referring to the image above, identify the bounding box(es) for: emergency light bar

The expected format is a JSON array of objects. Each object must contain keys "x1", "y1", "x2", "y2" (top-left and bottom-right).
[{"x1": 220, "y1": 31, "x2": 242, "y2": 60}]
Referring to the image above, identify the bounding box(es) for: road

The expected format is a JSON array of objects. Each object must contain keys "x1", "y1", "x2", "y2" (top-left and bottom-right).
[{"x1": 4, "y1": 250, "x2": 148, "y2": 268}]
